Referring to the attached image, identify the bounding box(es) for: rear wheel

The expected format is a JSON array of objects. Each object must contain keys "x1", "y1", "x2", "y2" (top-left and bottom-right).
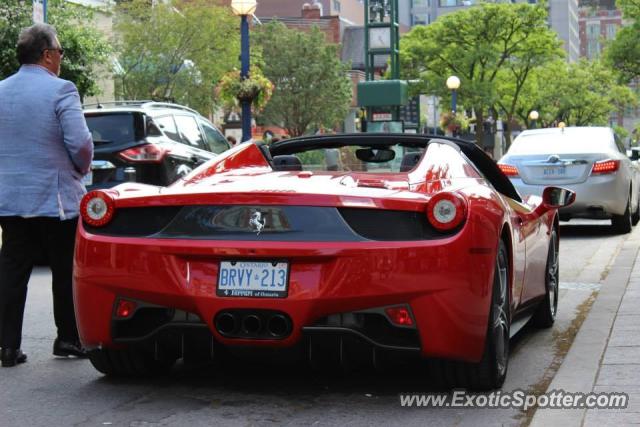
[
  {"x1": 611, "y1": 197, "x2": 632, "y2": 234},
  {"x1": 533, "y1": 229, "x2": 558, "y2": 328},
  {"x1": 429, "y1": 240, "x2": 510, "y2": 390},
  {"x1": 632, "y1": 195, "x2": 640, "y2": 226},
  {"x1": 88, "y1": 347, "x2": 177, "y2": 377}
]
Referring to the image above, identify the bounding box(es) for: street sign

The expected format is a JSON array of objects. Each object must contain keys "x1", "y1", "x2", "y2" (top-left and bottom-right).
[
  {"x1": 372, "y1": 113, "x2": 392, "y2": 121},
  {"x1": 33, "y1": 0, "x2": 45, "y2": 24},
  {"x1": 399, "y1": 96, "x2": 420, "y2": 129}
]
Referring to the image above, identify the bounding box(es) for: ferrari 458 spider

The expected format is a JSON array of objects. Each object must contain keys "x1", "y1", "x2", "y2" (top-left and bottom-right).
[{"x1": 74, "y1": 134, "x2": 574, "y2": 390}]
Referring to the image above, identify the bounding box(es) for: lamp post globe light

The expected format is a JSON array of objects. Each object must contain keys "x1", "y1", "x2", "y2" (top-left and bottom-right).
[
  {"x1": 446, "y1": 75, "x2": 460, "y2": 114},
  {"x1": 529, "y1": 110, "x2": 539, "y2": 129},
  {"x1": 231, "y1": 0, "x2": 257, "y2": 142}
]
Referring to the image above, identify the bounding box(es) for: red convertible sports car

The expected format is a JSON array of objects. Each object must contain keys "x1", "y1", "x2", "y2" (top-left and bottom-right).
[{"x1": 74, "y1": 133, "x2": 574, "y2": 390}]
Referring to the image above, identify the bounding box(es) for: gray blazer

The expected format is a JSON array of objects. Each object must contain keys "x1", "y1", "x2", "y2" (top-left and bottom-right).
[{"x1": 0, "y1": 65, "x2": 93, "y2": 219}]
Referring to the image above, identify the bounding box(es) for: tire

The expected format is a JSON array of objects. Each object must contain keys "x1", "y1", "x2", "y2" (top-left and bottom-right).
[
  {"x1": 429, "y1": 240, "x2": 510, "y2": 390},
  {"x1": 533, "y1": 229, "x2": 558, "y2": 328},
  {"x1": 632, "y1": 195, "x2": 640, "y2": 226},
  {"x1": 611, "y1": 197, "x2": 632, "y2": 234},
  {"x1": 88, "y1": 347, "x2": 176, "y2": 377}
]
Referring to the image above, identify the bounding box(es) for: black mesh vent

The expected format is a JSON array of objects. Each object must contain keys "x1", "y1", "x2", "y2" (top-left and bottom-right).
[
  {"x1": 338, "y1": 208, "x2": 452, "y2": 240},
  {"x1": 84, "y1": 206, "x2": 183, "y2": 236}
]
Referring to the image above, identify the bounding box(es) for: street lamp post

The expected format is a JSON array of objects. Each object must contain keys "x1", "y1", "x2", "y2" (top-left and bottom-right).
[
  {"x1": 446, "y1": 75, "x2": 460, "y2": 114},
  {"x1": 529, "y1": 110, "x2": 539, "y2": 129},
  {"x1": 231, "y1": 0, "x2": 257, "y2": 142}
]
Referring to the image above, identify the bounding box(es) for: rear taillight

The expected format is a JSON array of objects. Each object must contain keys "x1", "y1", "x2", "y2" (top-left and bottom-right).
[
  {"x1": 80, "y1": 190, "x2": 116, "y2": 227},
  {"x1": 426, "y1": 192, "x2": 468, "y2": 232},
  {"x1": 498, "y1": 163, "x2": 519, "y2": 177},
  {"x1": 118, "y1": 144, "x2": 168, "y2": 163},
  {"x1": 591, "y1": 159, "x2": 620, "y2": 175}
]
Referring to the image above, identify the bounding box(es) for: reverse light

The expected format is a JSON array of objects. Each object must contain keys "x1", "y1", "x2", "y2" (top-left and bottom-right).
[
  {"x1": 115, "y1": 299, "x2": 137, "y2": 318},
  {"x1": 426, "y1": 192, "x2": 468, "y2": 232},
  {"x1": 498, "y1": 163, "x2": 519, "y2": 177},
  {"x1": 385, "y1": 306, "x2": 414, "y2": 327},
  {"x1": 591, "y1": 159, "x2": 620, "y2": 175},
  {"x1": 80, "y1": 190, "x2": 116, "y2": 227},
  {"x1": 118, "y1": 144, "x2": 168, "y2": 163}
]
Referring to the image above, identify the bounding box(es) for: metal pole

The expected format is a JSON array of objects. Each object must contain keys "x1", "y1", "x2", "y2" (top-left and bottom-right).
[
  {"x1": 531, "y1": 119, "x2": 536, "y2": 129},
  {"x1": 240, "y1": 14, "x2": 251, "y2": 142},
  {"x1": 451, "y1": 90, "x2": 457, "y2": 114},
  {"x1": 43, "y1": 0, "x2": 47, "y2": 23}
]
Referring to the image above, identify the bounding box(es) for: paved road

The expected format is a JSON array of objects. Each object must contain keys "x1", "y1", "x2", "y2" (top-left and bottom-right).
[{"x1": 0, "y1": 220, "x2": 630, "y2": 426}]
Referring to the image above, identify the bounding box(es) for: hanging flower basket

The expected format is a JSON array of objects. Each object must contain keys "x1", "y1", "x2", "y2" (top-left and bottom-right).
[
  {"x1": 440, "y1": 111, "x2": 470, "y2": 133},
  {"x1": 217, "y1": 67, "x2": 274, "y2": 112}
]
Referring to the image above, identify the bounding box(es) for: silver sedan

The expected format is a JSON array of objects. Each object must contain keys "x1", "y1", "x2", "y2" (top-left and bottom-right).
[{"x1": 498, "y1": 126, "x2": 640, "y2": 233}]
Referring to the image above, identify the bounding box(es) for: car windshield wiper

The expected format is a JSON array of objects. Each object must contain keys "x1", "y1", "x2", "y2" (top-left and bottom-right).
[{"x1": 92, "y1": 139, "x2": 113, "y2": 144}]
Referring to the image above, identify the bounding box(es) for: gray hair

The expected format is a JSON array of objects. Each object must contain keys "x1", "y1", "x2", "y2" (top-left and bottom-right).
[{"x1": 16, "y1": 23, "x2": 58, "y2": 65}]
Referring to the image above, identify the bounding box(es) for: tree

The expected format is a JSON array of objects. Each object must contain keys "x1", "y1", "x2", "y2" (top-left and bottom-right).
[
  {"x1": 0, "y1": 0, "x2": 111, "y2": 100},
  {"x1": 255, "y1": 22, "x2": 352, "y2": 137},
  {"x1": 604, "y1": 0, "x2": 640, "y2": 84},
  {"x1": 114, "y1": 0, "x2": 240, "y2": 115},
  {"x1": 516, "y1": 59, "x2": 637, "y2": 127},
  {"x1": 399, "y1": 2, "x2": 561, "y2": 146}
]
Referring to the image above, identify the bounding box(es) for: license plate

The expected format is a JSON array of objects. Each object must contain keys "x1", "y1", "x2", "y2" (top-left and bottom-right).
[
  {"x1": 82, "y1": 171, "x2": 93, "y2": 186},
  {"x1": 217, "y1": 261, "x2": 289, "y2": 298},
  {"x1": 543, "y1": 166, "x2": 566, "y2": 176}
]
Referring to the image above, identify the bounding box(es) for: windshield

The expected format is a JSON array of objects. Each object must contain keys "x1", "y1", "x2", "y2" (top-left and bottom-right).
[
  {"x1": 508, "y1": 129, "x2": 614, "y2": 155},
  {"x1": 277, "y1": 145, "x2": 425, "y2": 173}
]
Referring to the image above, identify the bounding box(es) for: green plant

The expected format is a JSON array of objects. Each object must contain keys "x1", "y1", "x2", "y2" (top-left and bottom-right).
[
  {"x1": 217, "y1": 66, "x2": 274, "y2": 111},
  {"x1": 440, "y1": 111, "x2": 470, "y2": 133}
]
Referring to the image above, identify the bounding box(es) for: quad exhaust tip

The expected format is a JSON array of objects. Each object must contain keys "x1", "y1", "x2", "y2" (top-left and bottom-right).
[{"x1": 215, "y1": 310, "x2": 292, "y2": 339}]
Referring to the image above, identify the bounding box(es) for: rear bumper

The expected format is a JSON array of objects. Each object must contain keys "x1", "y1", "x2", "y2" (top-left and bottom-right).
[
  {"x1": 73, "y1": 216, "x2": 499, "y2": 363},
  {"x1": 512, "y1": 174, "x2": 628, "y2": 218}
]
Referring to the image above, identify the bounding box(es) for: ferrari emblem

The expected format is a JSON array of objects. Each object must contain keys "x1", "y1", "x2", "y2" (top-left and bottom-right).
[{"x1": 249, "y1": 210, "x2": 265, "y2": 236}]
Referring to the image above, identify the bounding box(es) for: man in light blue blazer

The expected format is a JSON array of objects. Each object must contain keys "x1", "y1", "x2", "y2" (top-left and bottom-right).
[{"x1": 0, "y1": 23, "x2": 93, "y2": 367}]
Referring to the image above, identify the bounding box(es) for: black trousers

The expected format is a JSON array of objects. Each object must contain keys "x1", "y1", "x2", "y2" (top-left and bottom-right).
[{"x1": 0, "y1": 216, "x2": 79, "y2": 349}]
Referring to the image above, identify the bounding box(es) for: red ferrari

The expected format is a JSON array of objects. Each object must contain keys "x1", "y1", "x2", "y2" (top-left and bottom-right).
[{"x1": 73, "y1": 134, "x2": 574, "y2": 390}]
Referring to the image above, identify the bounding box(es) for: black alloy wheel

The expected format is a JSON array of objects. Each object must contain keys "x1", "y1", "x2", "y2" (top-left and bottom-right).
[{"x1": 533, "y1": 229, "x2": 559, "y2": 328}]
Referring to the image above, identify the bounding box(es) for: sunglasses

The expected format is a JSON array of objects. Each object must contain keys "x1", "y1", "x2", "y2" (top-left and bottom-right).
[{"x1": 44, "y1": 47, "x2": 64, "y2": 57}]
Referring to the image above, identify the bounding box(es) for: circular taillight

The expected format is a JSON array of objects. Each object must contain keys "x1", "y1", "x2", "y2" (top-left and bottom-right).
[
  {"x1": 80, "y1": 191, "x2": 115, "y2": 227},
  {"x1": 427, "y1": 192, "x2": 467, "y2": 231}
]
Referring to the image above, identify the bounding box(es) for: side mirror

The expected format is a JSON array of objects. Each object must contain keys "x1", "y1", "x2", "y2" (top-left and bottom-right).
[
  {"x1": 630, "y1": 148, "x2": 640, "y2": 161},
  {"x1": 533, "y1": 186, "x2": 575, "y2": 217},
  {"x1": 542, "y1": 186, "x2": 575, "y2": 209}
]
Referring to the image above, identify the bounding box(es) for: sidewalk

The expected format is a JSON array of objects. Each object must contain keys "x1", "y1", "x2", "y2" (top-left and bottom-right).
[{"x1": 531, "y1": 229, "x2": 640, "y2": 426}]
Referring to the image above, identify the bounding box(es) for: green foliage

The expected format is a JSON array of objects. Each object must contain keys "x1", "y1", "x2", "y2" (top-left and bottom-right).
[
  {"x1": 617, "y1": 0, "x2": 640, "y2": 19},
  {"x1": 216, "y1": 66, "x2": 274, "y2": 111},
  {"x1": 0, "y1": 0, "x2": 111, "y2": 100},
  {"x1": 517, "y1": 59, "x2": 638, "y2": 127},
  {"x1": 439, "y1": 111, "x2": 469, "y2": 133},
  {"x1": 255, "y1": 22, "x2": 352, "y2": 137},
  {"x1": 604, "y1": 22, "x2": 640, "y2": 84},
  {"x1": 114, "y1": 0, "x2": 241, "y2": 115},
  {"x1": 399, "y1": 2, "x2": 560, "y2": 145}
]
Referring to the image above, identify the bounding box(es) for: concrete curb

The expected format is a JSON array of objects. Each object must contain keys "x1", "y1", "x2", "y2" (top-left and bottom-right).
[{"x1": 529, "y1": 234, "x2": 640, "y2": 426}]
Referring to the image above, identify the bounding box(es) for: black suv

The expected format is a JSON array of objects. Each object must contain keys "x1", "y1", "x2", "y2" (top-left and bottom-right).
[{"x1": 83, "y1": 101, "x2": 230, "y2": 189}]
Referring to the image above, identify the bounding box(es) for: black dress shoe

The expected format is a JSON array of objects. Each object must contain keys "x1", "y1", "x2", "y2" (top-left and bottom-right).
[
  {"x1": 1, "y1": 348, "x2": 27, "y2": 367},
  {"x1": 53, "y1": 338, "x2": 88, "y2": 358}
]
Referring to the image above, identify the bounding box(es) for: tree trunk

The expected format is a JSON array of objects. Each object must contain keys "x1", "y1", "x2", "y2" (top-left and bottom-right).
[
  {"x1": 475, "y1": 108, "x2": 484, "y2": 147},
  {"x1": 503, "y1": 117, "x2": 512, "y2": 150}
]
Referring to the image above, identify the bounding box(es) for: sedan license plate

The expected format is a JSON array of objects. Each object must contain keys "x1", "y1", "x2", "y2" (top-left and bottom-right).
[
  {"x1": 543, "y1": 166, "x2": 566, "y2": 176},
  {"x1": 217, "y1": 261, "x2": 289, "y2": 298}
]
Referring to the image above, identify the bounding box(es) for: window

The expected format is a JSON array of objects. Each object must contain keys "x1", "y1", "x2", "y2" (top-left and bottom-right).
[
  {"x1": 85, "y1": 113, "x2": 138, "y2": 145},
  {"x1": 200, "y1": 121, "x2": 230, "y2": 154},
  {"x1": 155, "y1": 115, "x2": 182, "y2": 143},
  {"x1": 174, "y1": 115, "x2": 206, "y2": 150},
  {"x1": 606, "y1": 24, "x2": 617, "y2": 40}
]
